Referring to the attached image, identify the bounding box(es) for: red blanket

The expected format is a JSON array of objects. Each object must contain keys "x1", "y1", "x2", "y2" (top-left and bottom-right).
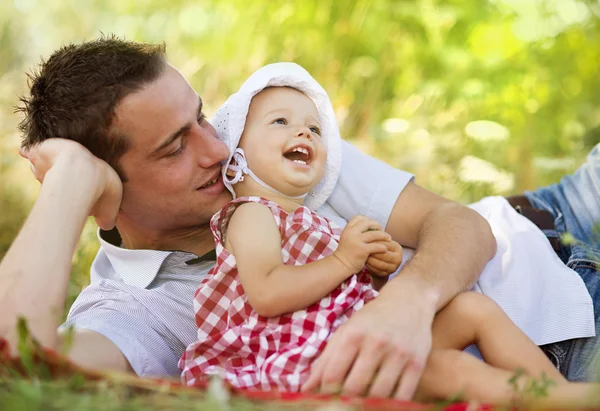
[{"x1": 0, "y1": 337, "x2": 572, "y2": 411}]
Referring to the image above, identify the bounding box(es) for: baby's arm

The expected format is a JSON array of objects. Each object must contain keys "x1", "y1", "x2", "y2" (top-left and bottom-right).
[{"x1": 226, "y1": 203, "x2": 389, "y2": 318}]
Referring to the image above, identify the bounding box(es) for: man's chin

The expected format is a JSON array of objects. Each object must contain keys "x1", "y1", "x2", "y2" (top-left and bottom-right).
[{"x1": 209, "y1": 192, "x2": 234, "y2": 213}]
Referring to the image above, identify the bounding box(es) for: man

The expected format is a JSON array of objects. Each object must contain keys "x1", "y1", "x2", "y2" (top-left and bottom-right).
[{"x1": 0, "y1": 36, "x2": 597, "y2": 398}]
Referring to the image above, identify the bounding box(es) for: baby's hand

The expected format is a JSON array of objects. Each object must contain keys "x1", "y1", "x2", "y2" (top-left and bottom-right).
[
  {"x1": 366, "y1": 239, "x2": 403, "y2": 277},
  {"x1": 334, "y1": 216, "x2": 391, "y2": 274}
]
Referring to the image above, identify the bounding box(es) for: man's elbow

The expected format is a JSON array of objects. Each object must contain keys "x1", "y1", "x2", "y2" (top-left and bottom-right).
[
  {"x1": 60, "y1": 329, "x2": 134, "y2": 373},
  {"x1": 462, "y1": 205, "x2": 497, "y2": 260}
]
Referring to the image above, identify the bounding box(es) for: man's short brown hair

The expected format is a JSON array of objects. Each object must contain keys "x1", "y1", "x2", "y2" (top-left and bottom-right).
[{"x1": 17, "y1": 35, "x2": 167, "y2": 179}]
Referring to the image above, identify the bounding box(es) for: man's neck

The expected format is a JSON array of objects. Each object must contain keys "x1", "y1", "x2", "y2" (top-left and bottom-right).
[{"x1": 115, "y1": 219, "x2": 215, "y2": 257}]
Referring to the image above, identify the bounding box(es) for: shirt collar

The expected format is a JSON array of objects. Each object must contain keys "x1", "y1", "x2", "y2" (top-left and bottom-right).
[{"x1": 96, "y1": 228, "x2": 192, "y2": 289}]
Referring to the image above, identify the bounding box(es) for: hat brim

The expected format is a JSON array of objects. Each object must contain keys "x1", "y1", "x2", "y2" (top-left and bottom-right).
[{"x1": 210, "y1": 62, "x2": 341, "y2": 211}]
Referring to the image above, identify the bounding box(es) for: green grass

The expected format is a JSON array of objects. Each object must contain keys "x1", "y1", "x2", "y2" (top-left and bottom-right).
[{"x1": 0, "y1": 377, "x2": 344, "y2": 411}]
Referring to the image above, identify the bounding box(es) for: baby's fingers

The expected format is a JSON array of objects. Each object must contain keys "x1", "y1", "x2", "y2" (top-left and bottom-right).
[
  {"x1": 365, "y1": 263, "x2": 387, "y2": 277},
  {"x1": 387, "y1": 240, "x2": 403, "y2": 253},
  {"x1": 376, "y1": 241, "x2": 403, "y2": 262},
  {"x1": 367, "y1": 242, "x2": 388, "y2": 255},
  {"x1": 360, "y1": 230, "x2": 391, "y2": 244},
  {"x1": 366, "y1": 255, "x2": 398, "y2": 276},
  {"x1": 347, "y1": 216, "x2": 383, "y2": 232}
]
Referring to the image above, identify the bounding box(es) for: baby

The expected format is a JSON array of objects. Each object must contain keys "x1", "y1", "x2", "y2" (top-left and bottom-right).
[{"x1": 180, "y1": 63, "x2": 597, "y2": 404}]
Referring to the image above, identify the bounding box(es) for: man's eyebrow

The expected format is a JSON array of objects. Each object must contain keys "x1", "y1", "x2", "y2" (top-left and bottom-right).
[{"x1": 151, "y1": 96, "x2": 203, "y2": 157}]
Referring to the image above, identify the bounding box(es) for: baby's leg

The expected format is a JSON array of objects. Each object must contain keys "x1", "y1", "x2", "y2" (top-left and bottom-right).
[
  {"x1": 416, "y1": 349, "x2": 518, "y2": 403},
  {"x1": 416, "y1": 349, "x2": 600, "y2": 406},
  {"x1": 432, "y1": 292, "x2": 564, "y2": 382}
]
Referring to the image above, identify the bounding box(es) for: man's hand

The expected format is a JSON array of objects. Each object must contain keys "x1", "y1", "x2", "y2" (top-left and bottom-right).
[
  {"x1": 302, "y1": 277, "x2": 437, "y2": 400},
  {"x1": 333, "y1": 216, "x2": 392, "y2": 274},
  {"x1": 20, "y1": 138, "x2": 122, "y2": 230},
  {"x1": 2, "y1": 138, "x2": 123, "y2": 352},
  {"x1": 366, "y1": 240, "x2": 403, "y2": 277}
]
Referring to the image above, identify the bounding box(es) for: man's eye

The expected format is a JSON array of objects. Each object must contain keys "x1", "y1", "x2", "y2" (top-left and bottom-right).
[
  {"x1": 166, "y1": 138, "x2": 186, "y2": 158},
  {"x1": 310, "y1": 126, "x2": 322, "y2": 136},
  {"x1": 272, "y1": 118, "x2": 287, "y2": 125},
  {"x1": 197, "y1": 113, "x2": 206, "y2": 124},
  {"x1": 166, "y1": 145, "x2": 184, "y2": 157}
]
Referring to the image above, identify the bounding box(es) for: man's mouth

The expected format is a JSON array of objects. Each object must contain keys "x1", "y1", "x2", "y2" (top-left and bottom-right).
[
  {"x1": 199, "y1": 174, "x2": 220, "y2": 189},
  {"x1": 283, "y1": 145, "x2": 313, "y2": 166}
]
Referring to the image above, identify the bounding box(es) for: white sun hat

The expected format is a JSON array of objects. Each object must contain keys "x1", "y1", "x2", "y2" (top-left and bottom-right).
[{"x1": 211, "y1": 62, "x2": 342, "y2": 211}]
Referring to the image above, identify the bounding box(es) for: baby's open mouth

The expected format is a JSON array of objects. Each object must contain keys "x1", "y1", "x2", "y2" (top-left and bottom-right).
[{"x1": 283, "y1": 145, "x2": 312, "y2": 166}]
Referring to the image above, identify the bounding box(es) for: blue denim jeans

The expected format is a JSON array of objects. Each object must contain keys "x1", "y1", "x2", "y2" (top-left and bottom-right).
[{"x1": 524, "y1": 143, "x2": 600, "y2": 381}]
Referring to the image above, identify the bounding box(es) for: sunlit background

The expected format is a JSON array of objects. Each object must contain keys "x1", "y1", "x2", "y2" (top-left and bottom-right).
[{"x1": 1, "y1": 0, "x2": 599, "y2": 309}]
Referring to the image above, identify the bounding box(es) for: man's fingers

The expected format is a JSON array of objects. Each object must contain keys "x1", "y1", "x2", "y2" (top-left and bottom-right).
[
  {"x1": 301, "y1": 353, "x2": 325, "y2": 392},
  {"x1": 393, "y1": 358, "x2": 424, "y2": 400},
  {"x1": 341, "y1": 339, "x2": 386, "y2": 396},
  {"x1": 314, "y1": 332, "x2": 361, "y2": 394},
  {"x1": 367, "y1": 350, "x2": 407, "y2": 398}
]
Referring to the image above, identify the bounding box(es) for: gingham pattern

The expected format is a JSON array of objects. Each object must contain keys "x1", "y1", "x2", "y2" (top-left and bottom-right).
[
  {"x1": 180, "y1": 196, "x2": 378, "y2": 391},
  {"x1": 63, "y1": 140, "x2": 413, "y2": 378}
]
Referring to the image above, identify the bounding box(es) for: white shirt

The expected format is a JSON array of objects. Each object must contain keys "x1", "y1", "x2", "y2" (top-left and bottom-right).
[
  {"x1": 469, "y1": 196, "x2": 594, "y2": 345},
  {"x1": 62, "y1": 140, "x2": 595, "y2": 377}
]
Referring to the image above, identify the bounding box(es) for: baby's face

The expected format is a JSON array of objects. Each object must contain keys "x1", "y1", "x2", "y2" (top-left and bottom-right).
[{"x1": 238, "y1": 87, "x2": 327, "y2": 198}]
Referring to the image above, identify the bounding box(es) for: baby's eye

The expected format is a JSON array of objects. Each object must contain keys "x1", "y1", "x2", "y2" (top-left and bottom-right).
[
  {"x1": 310, "y1": 126, "x2": 322, "y2": 136},
  {"x1": 272, "y1": 118, "x2": 287, "y2": 125}
]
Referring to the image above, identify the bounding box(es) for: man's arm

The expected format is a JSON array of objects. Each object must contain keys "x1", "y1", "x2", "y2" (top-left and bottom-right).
[
  {"x1": 385, "y1": 182, "x2": 496, "y2": 303},
  {"x1": 0, "y1": 139, "x2": 130, "y2": 372},
  {"x1": 303, "y1": 181, "x2": 496, "y2": 399},
  {"x1": 58, "y1": 330, "x2": 133, "y2": 372}
]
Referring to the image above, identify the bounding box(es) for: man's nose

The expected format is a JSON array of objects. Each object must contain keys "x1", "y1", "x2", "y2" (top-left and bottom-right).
[{"x1": 192, "y1": 127, "x2": 230, "y2": 168}]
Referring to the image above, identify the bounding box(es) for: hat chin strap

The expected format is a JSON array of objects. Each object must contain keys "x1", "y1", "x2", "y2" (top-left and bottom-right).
[{"x1": 225, "y1": 148, "x2": 308, "y2": 201}]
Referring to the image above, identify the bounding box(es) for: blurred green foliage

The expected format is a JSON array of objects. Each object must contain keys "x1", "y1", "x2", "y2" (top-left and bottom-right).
[{"x1": 0, "y1": 0, "x2": 599, "y2": 306}]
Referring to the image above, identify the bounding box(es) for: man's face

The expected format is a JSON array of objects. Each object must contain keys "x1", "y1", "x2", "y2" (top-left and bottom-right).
[{"x1": 113, "y1": 65, "x2": 232, "y2": 234}]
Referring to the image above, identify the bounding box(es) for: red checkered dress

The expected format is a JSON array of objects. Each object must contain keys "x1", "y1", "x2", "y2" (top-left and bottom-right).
[{"x1": 180, "y1": 196, "x2": 378, "y2": 391}]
